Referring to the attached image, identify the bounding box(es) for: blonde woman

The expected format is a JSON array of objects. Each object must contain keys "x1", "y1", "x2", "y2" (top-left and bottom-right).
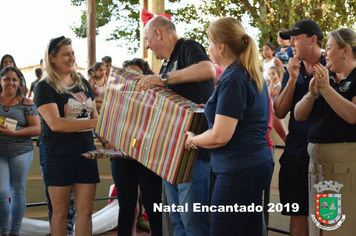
[
  {"x1": 34, "y1": 36, "x2": 100, "y2": 236},
  {"x1": 295, "y1": 28, "x2": 356, "y2": 236},
  {"x1": 185, "y1": 17, "x2": 273, "y2": 235}
]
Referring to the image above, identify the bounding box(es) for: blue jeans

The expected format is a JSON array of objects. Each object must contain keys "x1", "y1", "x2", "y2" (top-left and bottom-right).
[
  {"x1": 0, "y1": 151, "x2": 33, "y2": 234},
  {"x1": 164, "y1": 159, "x2": 210, "y2": 236},
  {"x1": 210, "y1": 159, "x2": 274, "y2": 236}
]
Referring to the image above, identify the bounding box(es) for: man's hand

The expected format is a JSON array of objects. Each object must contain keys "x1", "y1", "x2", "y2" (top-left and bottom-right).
[
  {"x1": 286, "y1": 58, "x2": 301, "y2": 83},
  {"x1": 134, "y1": 75, "x2": 165, "y2": 90}
]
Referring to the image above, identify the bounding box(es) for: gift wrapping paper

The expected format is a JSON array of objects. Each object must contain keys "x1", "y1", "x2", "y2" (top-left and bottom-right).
[
  {"x1": 96, "y1": 67, "x2": 207, "y2": 184},
  {"x1": 82, "y1": 149, "x2": 131, "y2": 160}
]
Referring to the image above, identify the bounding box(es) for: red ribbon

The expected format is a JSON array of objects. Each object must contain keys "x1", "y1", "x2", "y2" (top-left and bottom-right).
[{"x1": 141, "y1": 9, "x2": 172, "y2": 23}]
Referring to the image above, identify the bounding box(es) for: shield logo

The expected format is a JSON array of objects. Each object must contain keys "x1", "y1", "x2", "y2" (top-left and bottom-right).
[
  {"x1": 316, "y1": 193, "x2": 342, "y2": 225},
  {"x1": 340, "y1": 81, "x2": 351, "y2": 92}
]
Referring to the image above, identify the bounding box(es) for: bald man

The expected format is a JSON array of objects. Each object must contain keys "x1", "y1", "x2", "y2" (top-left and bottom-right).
[{"x1": 138, "y1": 16, "x2": 215, "y2": 236}]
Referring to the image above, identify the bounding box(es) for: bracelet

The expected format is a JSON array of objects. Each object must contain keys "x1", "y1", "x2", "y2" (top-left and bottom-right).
[
  {"x1": 306, "y1": 94, "x2": 317, "y2": 100},
  {"x1": 286, "y1": 83, "x2": 295, "y2": 89},
  {"x1": 190, "y1": 137, "x2": 198, "y2": 150}
]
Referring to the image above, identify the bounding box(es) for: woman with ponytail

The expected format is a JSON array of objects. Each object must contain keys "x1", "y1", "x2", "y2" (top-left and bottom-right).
[{"x1": 185, "y1": 17, "x2": 273, "y2": 235}]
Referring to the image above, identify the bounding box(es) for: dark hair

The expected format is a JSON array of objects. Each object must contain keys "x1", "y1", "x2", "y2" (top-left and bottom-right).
[
  {"x1": 0, "y1": 54, "x2": 26, "y2": 87},
  {"x1": 35, "y1": 68, "x2": 42, "y2": 79},
  {"x1": 48, "y1": 36, "x2": 65, "y2": 55},
  {"x1": 92, "y1": 62, "x2": 104, "y2": 71},
  {"x1": 102, "y1": 56, "x2": 112, "y2": 63},
  {"x1": 0, "y1": 66, "x2": 23, "y2": 96},
  {"x1": 0, "y1": 54, "x2": 17, "y2": 70},
  {"x1": 263, "y1": 42, "x2": 276, "y2": 51},
  {"x1": 122, "y1": 58, "x2": 154, "y2": 75},
  {"x1": 306, "y1": 35, "x2": 323, "y2": 48},
  {"x1": 88, "y1": 68, "x2": 94, "y2": 76}
]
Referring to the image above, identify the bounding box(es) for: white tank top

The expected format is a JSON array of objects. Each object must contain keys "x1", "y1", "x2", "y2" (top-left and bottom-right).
[{"x1": 263, "y1": 57, "x2": 276, "y2": 80}]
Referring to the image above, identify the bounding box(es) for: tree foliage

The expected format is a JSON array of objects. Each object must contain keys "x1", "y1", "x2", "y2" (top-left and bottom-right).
[
  {"x1": 71, "y1": 0, "x2": 356, "y2": 53},
  {"x1": 71, "y1": 0, "x2": 140, "y2": 53}
]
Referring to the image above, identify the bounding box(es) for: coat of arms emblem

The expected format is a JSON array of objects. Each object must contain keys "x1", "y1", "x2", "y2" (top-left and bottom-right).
[{"x1": 311, "y1": 181, "x2": 346, "y2": 231}]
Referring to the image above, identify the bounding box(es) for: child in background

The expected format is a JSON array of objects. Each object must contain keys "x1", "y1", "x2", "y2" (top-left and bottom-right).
[
  {"x1": 88, "y1": 62, "x2": 107, "y2": 112},
  {"x1": 262, "y1": 43, "x2": 285, "y2": 81},
  {"x1": 268, "y1": 66, "x2": 282, "y2": 101},
  {"x1": 275, "y1": 29, "x2": 294, "y2": 69},
  {"x1": 268, "y1": 66, "x2": 287, "y2": 143}
]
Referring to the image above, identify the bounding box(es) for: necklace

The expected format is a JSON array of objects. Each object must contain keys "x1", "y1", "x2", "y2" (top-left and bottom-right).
[
  {"x1": 0, "y1": 94, "x2": 19, "y2": 112},
  {"x1": 64, "y1": 80, "x2": 77, "y2": 90},
  {"x1": 94, "y1": 77, "x2": 106, "y2": 87}
]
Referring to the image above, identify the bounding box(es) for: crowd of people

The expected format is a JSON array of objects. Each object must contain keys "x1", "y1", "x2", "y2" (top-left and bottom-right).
[{"x1": 0, "y1": 13, "x2": 355, "y2": 236}]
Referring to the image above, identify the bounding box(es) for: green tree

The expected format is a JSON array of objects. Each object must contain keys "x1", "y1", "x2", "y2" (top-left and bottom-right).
[
  {"x1": 71, "y1": 0, "x2": 356, "y2": 52},
  {"x1": 71, "y1": 0, "x2": 140, "y2": 53}
]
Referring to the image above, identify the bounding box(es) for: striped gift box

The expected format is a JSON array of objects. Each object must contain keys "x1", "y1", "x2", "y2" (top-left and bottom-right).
[
  {"x1": 96, "y1": 67, "x2": 207, "y2": 184},
  {"x1": 81, "y1": 149, "x2": 131, "y2": 160}
]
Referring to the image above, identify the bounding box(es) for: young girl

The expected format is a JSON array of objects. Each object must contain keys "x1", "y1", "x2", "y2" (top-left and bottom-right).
[
  {"x1": 88, "y1": 62, "x2": 107, "y2": 111},
  {"x1": 268, "y1": 66, "x2": 287, "y2": 143},
  {"x1": 262, "y1": 43, "x2": 285, "y2": 81},
  {"x1": 268, "y1": 66, "x2": 282, "y2": 101}
]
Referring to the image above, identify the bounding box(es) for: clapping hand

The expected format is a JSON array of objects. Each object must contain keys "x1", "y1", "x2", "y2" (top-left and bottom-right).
[{"x1": 313, "y1": 63, "x2": 330, "y2": 92}]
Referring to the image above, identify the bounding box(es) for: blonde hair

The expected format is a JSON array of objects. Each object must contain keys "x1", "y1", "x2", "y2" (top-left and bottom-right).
[
  {"x1": 208, "y1": 17, "x2": 264, "y2": 93},
  {"x1": 43, "y1": 37, "x2": 85, "y2": 94},
  {"x1": 330, "y1": 28, "x2": 356, "y2": 58}
]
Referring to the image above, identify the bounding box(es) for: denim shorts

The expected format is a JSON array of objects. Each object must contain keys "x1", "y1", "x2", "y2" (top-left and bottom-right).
[{"x1": 41, "y1": 143, "x2": 100, "y2": 186}]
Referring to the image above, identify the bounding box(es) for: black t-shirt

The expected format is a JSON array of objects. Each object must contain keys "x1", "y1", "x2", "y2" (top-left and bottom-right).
[
  {"x1": 159, "y1": 38, "x2": 215, "y2": 159},
  {"x1": 160, "y1": 39, "x2": 215, "y2": 104},
  {"x1": 34, "y1": 77, "x2": 95, "y2": 146},
  {"x1": 308, "y1": 67, "x2": 356, "y2": 143}
]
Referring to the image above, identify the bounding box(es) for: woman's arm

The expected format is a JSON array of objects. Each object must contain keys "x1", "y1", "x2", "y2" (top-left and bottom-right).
[
  {"x1": 38, "y1": 103, "x2": 97, "y2": 133},
  {"x1": 0, "y1": 98, "x2": 41, "y2": 137},
  {"x1": 314, "y1": 63, "x2": 356, "y2": 124},
  {"x1": 185, "y1": 114, "x2": 238, "y2": 151},
  {"x1": 0, "y1": 114, "x2": 41, "y2": 137},
  {"x1": 294, "y1": 91, "x2": 318, "y2": 121}
]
